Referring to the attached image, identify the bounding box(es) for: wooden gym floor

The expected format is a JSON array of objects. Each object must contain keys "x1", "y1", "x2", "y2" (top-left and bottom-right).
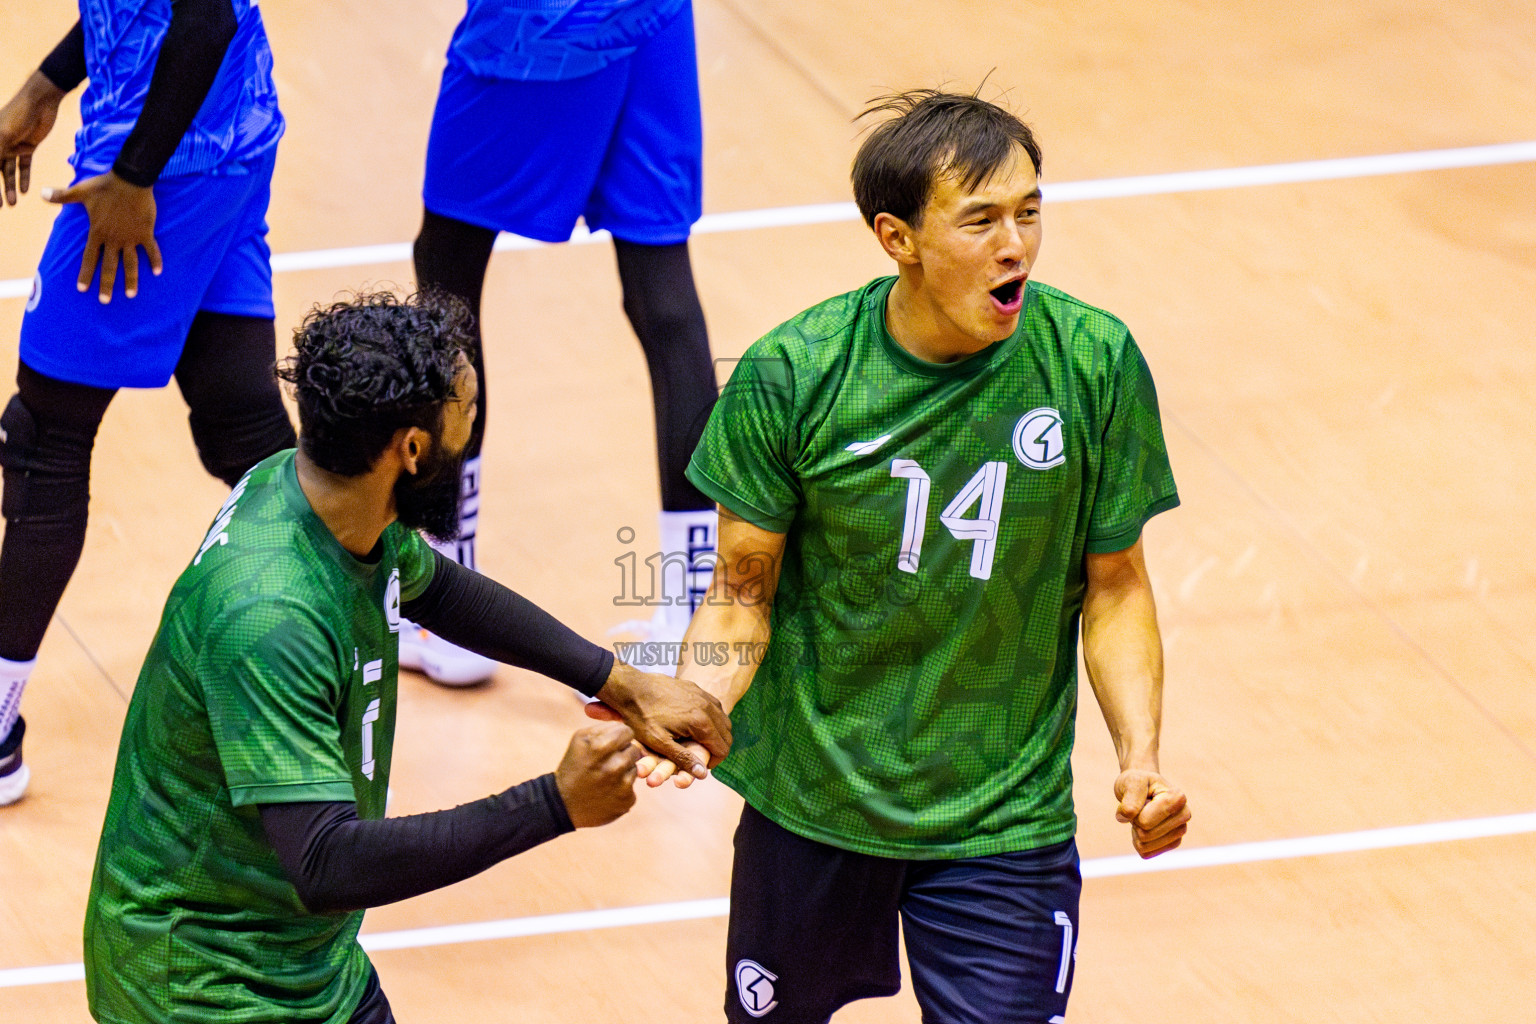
[{"x1": 2, "y1": 1, "x2": 1534, "y2": 1021}]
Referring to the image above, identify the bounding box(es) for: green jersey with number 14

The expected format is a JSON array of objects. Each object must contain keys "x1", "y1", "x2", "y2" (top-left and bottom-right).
[
  {"x1": 687, "y1": 277, "x2": 1179, "y2": 859},
  {"x1": 84, "y1": 451, "x2": 436, "y2": 1024}
]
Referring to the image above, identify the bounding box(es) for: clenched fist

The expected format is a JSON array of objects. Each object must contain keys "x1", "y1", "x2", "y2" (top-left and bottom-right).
[{"x1": 553, "y1": 722, "x2": 643, "y2": 829}]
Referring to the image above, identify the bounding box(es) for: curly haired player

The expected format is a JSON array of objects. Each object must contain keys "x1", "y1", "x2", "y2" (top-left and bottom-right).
[{"x1": 83, "y1": 291, "x2": 730, "y2": 1024}]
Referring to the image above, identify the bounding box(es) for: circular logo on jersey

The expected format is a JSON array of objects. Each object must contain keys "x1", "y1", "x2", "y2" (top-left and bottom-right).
[
  {"x1": 1012, "y1": 407, "x2": 1066, "y2": 470},
  {"x1": 385, "y1": 569, "x2": 401, "y2": 633},
  {"x1": 25, "y1": 273, "x2": 42, "y2": 314},
  {"x1": 735, "y1": 959, "x2": 779, "y2": 1018}
]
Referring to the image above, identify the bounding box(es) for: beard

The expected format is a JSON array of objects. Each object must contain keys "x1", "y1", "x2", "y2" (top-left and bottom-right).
[{"x1": 393, "y1": 439, "x2": 466, "y2": 544}]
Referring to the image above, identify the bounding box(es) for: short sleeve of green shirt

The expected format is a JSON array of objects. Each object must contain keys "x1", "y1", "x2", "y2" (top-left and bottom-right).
[
  {"x1": 201, "y1": 600, "x2": 354, "y2": 807},
  {"x1": 395, "y1": 525, "x2": 437, "y2": 602},
  {"x1": 686, "y1": 342, "x2": 801, "y2": 532},
  {"x1": 1086, "y1": 334, "x2": 1180, "y2": 553}
]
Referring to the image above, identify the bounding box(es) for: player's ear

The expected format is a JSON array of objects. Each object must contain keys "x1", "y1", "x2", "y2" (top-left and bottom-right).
[
  {"x1": 873, "y1": 212, "x2": 918, "y2": 265},
  {"x1": 396, "y1": 426, "x2": 431, "y2": 475}
]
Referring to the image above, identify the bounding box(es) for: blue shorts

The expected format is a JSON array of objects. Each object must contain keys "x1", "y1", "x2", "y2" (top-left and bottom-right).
[
  {"x1": 421, "y1": 2, "x2": 701, "y2": 245},
  {"x1": 19, "y1": 148, "x2": 277, "y2": 390},
  {"x1": 727, "y1": 804, "x2": 1082, "y2": 1024}
]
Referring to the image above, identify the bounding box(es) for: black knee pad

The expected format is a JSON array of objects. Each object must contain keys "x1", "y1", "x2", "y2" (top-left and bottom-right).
[
  {"x1": 0, "y1": 394, "x2": 41, "y2": 520},
  {"x1": 0, "y1": 392, "x2": 92, "y2": 523},
  {"x1": 189, "y1": 406, "x2": 296, "y2": 487}
]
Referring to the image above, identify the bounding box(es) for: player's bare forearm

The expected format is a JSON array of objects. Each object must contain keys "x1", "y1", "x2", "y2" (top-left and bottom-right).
[
  {"x1": 625, "y1": 508, "x2": 783, "y2": 788},
  {"x1": 1081, "y1": 537, "x2": 1164, "y2": 771},
  {"x1": 1082, "y1": 536, "x2": 1190, "y2": 857},
  {"x1": 678, "y1": 578, "x2": 772, "y2": 714},
  {"x1": 677, "y1": 506, "x2": 786, "y2": 713}
]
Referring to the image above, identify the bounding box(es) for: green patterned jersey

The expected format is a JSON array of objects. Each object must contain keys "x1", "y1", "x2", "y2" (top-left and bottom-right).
[
  {"x1": 687, "y1": 277, "x2": 1179, "y2": 859},
  {"x1": 84, "y1": 451, "x2": 436, "y2": 1024}
]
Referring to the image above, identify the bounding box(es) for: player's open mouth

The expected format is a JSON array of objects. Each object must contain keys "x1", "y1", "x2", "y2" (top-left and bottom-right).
[{"x1": 988, "y1": 276, "x2": 1026, "y2": 313}]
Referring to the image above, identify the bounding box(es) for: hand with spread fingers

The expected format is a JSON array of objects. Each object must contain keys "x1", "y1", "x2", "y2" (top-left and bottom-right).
[
  {"x1": 553, "y1": 721, "x2": 645, "y2": 829},
  {"x1": 42, "y1": 171, "x2": 164, "y2": 303},
  {"x1": 590, "y1": 661, "x2": 732, "y2": 785},
  {"x1": 0, "y1": 72, "x2": 65, "y2": 208},
  {"x1": 1114, "y1": 769, "x2": 1191, "y2": 858}
]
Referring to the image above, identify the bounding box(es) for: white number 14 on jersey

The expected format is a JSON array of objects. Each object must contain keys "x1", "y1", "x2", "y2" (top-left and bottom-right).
[{"x1": 890, "y1": 458, "x2": 1009, "y2": 580}]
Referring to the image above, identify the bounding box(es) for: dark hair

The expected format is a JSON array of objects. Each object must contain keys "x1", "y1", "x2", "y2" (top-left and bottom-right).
[
  {"x1": 276, "y1": 290, "x2": 472, "y2": 476},
  {"x1": 851, "y1": 88, "x2": 1042, "y2": 229}
]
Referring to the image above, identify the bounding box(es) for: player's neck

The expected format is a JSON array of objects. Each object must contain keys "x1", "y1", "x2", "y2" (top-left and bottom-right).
[
  {"x1": 294, "y1": 449, "x2": 396, "y2": 558},
  {"x1": 885, "y1": 275, "x2": 994, "y2": 364}
]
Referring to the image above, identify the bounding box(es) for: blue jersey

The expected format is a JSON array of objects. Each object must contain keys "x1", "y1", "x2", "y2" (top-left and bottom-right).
[
  {"x1": 73, "y1": 0, "x2": 284, "y2": 178},
  {"x1": 446, "y1": 0, "x2": 688, "y2": 81}
]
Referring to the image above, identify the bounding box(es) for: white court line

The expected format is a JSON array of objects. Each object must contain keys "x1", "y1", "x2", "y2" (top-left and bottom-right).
[
  {"x1": 1078, "y1": 809, "x2": 1536, "y2": 878},
  {"x1": 2, "y1": 139, "x2": 1534, "y2": 301},
  {"x1": 359, "y1": 895, "x2": 733, "y2": 953},
  {"x1": 4, "y1": 810, "x2": 1533, "y2": 990}
]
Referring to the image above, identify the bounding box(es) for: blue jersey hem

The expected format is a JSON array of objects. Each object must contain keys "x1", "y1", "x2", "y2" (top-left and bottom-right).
[{"x1": 17, "y1": 347, "x2": 169, "y2": 391}]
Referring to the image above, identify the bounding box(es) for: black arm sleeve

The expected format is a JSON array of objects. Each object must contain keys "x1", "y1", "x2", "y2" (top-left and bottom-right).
[
  {"x1": 402, "y1": 551, "x2": 616, "y2": 697},
  {"x1": 39, "y1": 21, "x2": 87, "y2": 93},
  {"x1": 259, "y1": 775, "x2": 573, "y2": 915},
  {"x1": 110, "y1": 0, "x2": 239, "y2": 187}
]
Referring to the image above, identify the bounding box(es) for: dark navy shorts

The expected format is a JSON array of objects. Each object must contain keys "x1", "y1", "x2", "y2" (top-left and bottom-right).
[
  {"x1": 727, "y1": 804, "x2": 1081, "y2": 1024},
  {"x1": 348, "y1": 965, "x2": 395, "y2": 1024},
  {"x1": 420, "y1": 2, "x2": 701, "y2": 245},
  {"x1": 19, "y1": 148, "x2": 277, "y2": 390}
]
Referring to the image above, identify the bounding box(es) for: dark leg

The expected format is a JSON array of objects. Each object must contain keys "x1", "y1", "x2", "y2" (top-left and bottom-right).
[
  {"x1": 173, "y1": 312, "x2": 297, "y2": 487},
  {"x1": 396, "y1": 208, "x2": 504, "y2": 685},
  {"x1": 0, "y1": 362, "x2": 117, "y2": 663},
  {"x1": 414, "y1": 208, "x2": 498, "y2": 572},
  {"x1": 414, "y1": 208, "x2": 497, "y2": 463},
  {"x1": 613, "y1": 239, "x2": 717, "y2": 513}
]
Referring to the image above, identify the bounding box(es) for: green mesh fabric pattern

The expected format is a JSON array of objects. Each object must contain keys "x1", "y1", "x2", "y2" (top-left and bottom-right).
[
  {"x1": 84, "y1": 451, "x2": 435, "y2": 1024},
  {"x1": 687, "y1": 277, "x2": 1179, "y2": 859}
]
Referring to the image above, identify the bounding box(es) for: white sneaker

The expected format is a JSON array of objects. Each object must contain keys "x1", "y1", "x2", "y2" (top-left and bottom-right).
[
  {"x1": 0, "y1": 716, "x2": 29, "y2": 807},
  {"x1": 0, "y1": 762, "x2": 28, "y2": 806},
  {"x1": 398, "y1": 621, "x2": 497, "y2": 687}
]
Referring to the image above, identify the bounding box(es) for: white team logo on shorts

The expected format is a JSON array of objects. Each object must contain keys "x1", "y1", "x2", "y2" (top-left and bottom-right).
[
  {"x1": 385, "y1": 569, "x2": 401, "y2": 633},
  {"x1": 25, "y1": 274, "x2": 42, "y2": 314},
  {"x1": 734, "y1": 959, "x2": 779, "y2": 1017},
  {"x1": 1012, "y1": 407, "x2": 1066, "y2": 470}
]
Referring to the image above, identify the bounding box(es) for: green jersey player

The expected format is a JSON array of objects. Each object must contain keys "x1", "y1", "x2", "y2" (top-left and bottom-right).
[
  {"x1": 671, "y1": 91, "x2": 1192, "y2": 1023},
  {"x1": 83, "y1": 292, "x2": 731, "y2": 1024}
]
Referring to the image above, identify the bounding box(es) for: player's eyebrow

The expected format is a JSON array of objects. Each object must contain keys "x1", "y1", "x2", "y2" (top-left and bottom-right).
[{"x1": 955, "y1": 188, "x2": 1042, "y2": 218}]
